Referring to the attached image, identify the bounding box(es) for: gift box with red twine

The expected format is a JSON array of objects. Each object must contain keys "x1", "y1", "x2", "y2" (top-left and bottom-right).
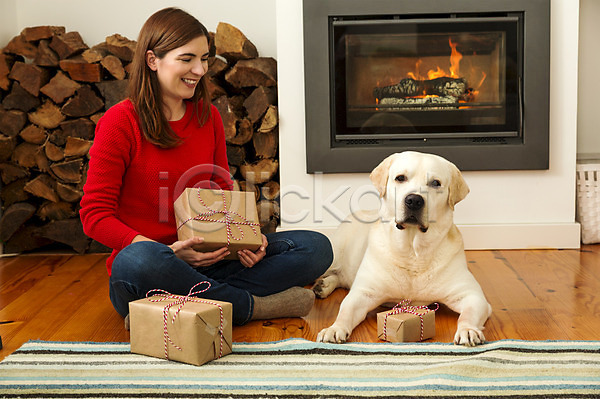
[
  {"x1": 174, "y1": 188, "x2": 262, "y2": 260},
  {"x1": 129, "y1": 282, "x2": 233, "y2": 366},
  {"x1": 377, "y1": 300, "x2": 438, "y2": 342}
]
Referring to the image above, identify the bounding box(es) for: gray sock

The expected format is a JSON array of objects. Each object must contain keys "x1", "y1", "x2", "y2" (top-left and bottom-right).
[{"x1": 251, "y1": 287, "x2": 315, "y2": 320}]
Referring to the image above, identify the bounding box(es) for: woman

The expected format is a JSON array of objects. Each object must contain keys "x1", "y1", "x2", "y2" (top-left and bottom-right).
[{"x1": 80, "y1": 7, "x2": 332, "y2": 326}]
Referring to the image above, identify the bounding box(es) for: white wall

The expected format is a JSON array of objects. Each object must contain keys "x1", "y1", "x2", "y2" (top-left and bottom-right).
[
  {"x1": 0, "y1": 0, "x2": 17, "y2": 46},
  {"x1": 277, "y1": 0, "x2": 581, "y2": 249},
  {"x1": 577, "y1": 0, "x2": 600, "y2": 157},
  {"x1": 0, "y1": 0, "x2": 277, "y2": 58}
]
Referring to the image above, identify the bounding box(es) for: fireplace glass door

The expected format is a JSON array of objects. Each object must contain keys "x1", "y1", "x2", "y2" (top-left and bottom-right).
[{"x1": 331, "y1": 15, "x2": 522, "y2": 142}]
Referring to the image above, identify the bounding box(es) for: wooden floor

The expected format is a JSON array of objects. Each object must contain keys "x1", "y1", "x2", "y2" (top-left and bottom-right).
[{"x1": 1, "y1": 244, "x2": 599, "y2": 361}]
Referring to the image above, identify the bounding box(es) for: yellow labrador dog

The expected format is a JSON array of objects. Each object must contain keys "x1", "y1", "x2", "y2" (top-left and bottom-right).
[{"x1": 314, "y1": 151, "x2": 491, "y2": 346}]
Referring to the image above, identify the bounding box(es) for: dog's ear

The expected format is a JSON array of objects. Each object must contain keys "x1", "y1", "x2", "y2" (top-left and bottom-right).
[
  {"x1": 448, "y1": 164, "x2": 469, "y2": 209},
  {"x1": 370, "y1": 154, "x2": 395, "y2": 197}
]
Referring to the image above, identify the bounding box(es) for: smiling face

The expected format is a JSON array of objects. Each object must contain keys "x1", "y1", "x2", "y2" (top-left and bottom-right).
[{"x1": 146, "y1": 35, "x2": 209, "y2": 119}]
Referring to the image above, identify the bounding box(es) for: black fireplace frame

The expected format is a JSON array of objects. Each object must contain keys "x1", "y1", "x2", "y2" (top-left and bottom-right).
[{"x1": 303, "y1": 0, "x2": 550, "y2": 173}]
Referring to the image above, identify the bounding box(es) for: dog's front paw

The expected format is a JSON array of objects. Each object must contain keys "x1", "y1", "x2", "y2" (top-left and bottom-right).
[
  {"x1": 316, "y1": 326, "x2": 351, "y2": 343},
  {"x1": 312, "y1": 275, "x2": 338, "y2": 299},
  {"x1": 454, "y1": 326, "x2": 486, "y2": 346}
]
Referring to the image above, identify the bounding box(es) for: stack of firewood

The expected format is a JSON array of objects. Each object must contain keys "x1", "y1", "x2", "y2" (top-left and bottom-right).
[{"x1": 0, "y1": 22, "x2": 279, "y2": 254}]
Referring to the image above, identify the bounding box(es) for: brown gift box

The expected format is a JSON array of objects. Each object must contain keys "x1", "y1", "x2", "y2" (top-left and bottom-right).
[
  {"x1": 174, "y1": 188, "x2": 262, "y2": 260},
  {"x1": 377, "y1": 308, "x2": 435, "y2": 342},
  {"x1": 129, "y1": 295, "x2": 233, "y2": 366}
]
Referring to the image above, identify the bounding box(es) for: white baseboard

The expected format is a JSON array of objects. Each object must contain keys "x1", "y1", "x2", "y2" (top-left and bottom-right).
[{"x1": 278, "y1": 222, "x2": 582, "y2": 250}]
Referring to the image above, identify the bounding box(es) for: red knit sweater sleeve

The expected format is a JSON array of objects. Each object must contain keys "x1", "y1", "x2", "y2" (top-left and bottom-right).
[{"x1": 79, "y1": 103, "x2": 141, "y2": 251}]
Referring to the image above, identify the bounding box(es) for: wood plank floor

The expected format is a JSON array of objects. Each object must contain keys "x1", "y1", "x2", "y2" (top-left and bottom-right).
[{"x1": 1, "y1": 245, "x2": 599, "y2": 361}]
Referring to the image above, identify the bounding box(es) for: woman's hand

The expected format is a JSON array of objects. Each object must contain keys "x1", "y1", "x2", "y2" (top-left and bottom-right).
[
  {"x1": 169, "y1": 237, "x2": 229, "y2": 268},
  {"x1": 237, "y1": 234, "x2": 268, "y2": 268}
]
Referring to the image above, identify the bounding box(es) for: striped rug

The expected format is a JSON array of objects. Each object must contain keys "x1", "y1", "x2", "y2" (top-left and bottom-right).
[{"x1": 1, "y1": 339, "x2": 600, "y2": 398}]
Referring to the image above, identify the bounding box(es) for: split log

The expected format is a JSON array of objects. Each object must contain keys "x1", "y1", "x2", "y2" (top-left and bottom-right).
[
  {"x1": 213, "y1": 96, "x2": 242, "y2": 141},
  {"x1": 37, "y1": 201, "x2": 74, "y2": 221},
  {"x1": 50, "y1": 158, "x2": 83, "y2": 183},
  {"x1": 258, "y1": 105, "x2": 278, "y2": 132},
  {"x1": 101, "y1": 55, "x2": 126, "y2": 80},
  {"x1": 215, "y1": 22, "x2": 258, "y2": 61},
  {"x1": 40, "y1": 218, "x2": 90, "y2": 254},
  {"x1": 59, "y1": 58, "x2": 102, "y2": 82},
  {"x1": 226, "y1": 144, "x2": 246, "y2": 166},
  {"x1": 24, "y1": 174, "x2": 59, "y2": 202},
  {"x1": 0, "y1": 54, "x2": 16, "y2": 91},
  {"x1": 240, "y1": 158, "x2": 278, "y2": 184},
  {"x1": 0, "y1": 108, "x2": 28, "y2": 137},
  {"x1": 243, "y1": 86, "x2": 277, "y2": 123},
  {"x1": 0, "y1": 163, "x2": 28, "y2": 184},
  {"x1": 1, "y1": 178, "x2": 29, "y2": 207},
  {"x1": 95, "y1": 80, "x2": 128, "y2": 110},
  {"x1": 0, "y1": 202, "x2": 36, "y2": 242},
  {"x1": 28, "y1": 100, "x2": 66, "y2": 129},
  {"x1": 373, "y1": 77, "x2": 467, "y2": 100},
  {"x1": 44, "y1": 141, "x2": 65, "y2": 161},
  {"x1": 257, "y1": 199, "x2": 280, "y2": 233},
  {"x1": 207, "y1": 56, "x2": 229, "y2": 77},
  {"x1": 90, "y1": 113, "x2": 103, "y2": 124},
  {"x1": 61, "y1": 85, "x2": 104, "y2": 117},
  {"x1": 0, "y1": 135, "x2": 17, "y2": 161},
  {"x1": 82, "y1": 48, "x2": 106, "y2": 63},
  {"x1": 34, "y1": 40, "x2": 60, "y2": 67},
  {"x1": 19, "y1": 125, "x2": 46, "y2": 144},
  {"x1": 40, "y1": 71, "x2": 81, "y2": 104},
  {"x1": 2, "y1": 82, "x2": 41, "y2": 112},
  {"x1": 239, "y1": 180, "x2": 260, "y2": 202},
  {"x1": 206, "y1": 77, "x2": 227, "y2": 100},
  {"x1": 227, "y1": 118, "x2": 253, "y2": 145},
  {"x1": 253, "y1": 129, "x2": 278, "y2": 159},
  {"x1": 225, "y1": 58, "x2": 277, "y2": 88},
  {"x1": 105, "y1": 34, "x2": 136, "y2": 62},
  {"x1": 60, "y1": 118, "x2": 95, "y2": 140},
  {"x1": 261, "y1": 181, "x2": 280, "y2": 200},
  {"x1": 50, "y1": 31, "x2": 88, "y2": 59},
  {"x1": 4, "y1": 225, "x2": 52, "y2": 254},
  {"x1": 34, "y1": 147, "x2": 50, "y2": 172},
  {"x1": 64, "y1": 136, "x2": 93, "y2": 157},
  {"x1": 56, "y1": 182, "x2": 83, "y2": 202},
  {"x1": 4, "y1": 34, "x2": 38, "y2": 59},
  {"x1": 22, "y1": 26, "x2": 65, "y2": 42},
  {"x1": 8, "y1": 61, "x2": 50, "y2": 96},
  {"x1": 12, "y1": 142, "x2": 39, "y2": 168}
]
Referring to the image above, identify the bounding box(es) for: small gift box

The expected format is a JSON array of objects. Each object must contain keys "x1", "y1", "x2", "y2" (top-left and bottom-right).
[
  {"x1": 377, "y1": 301, "x2": 437, "y2": 342},
  {"x1": 174, "y1": 188, "x2": 262, "y2": 260},
  {"x1": 129, "y1": 283, "x2": 233, "y2": 366}
]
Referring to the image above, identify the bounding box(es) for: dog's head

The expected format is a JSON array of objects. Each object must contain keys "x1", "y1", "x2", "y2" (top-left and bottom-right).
[{"x1": 370, "y1": 151, "x2": 469, "y2": 233}]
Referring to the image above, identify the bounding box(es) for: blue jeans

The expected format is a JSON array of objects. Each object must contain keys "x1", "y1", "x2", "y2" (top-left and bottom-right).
[{"x1": 109, "y1": 230, "x2": 333, "y2": 325}]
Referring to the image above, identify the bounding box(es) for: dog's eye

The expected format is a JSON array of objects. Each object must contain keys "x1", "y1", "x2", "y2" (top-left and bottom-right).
[
  {"x1": 430, "y1": 179, "x2": 442, "y2": 188},
  {"x1": 395, "y1": 175, "x2": 407, "y2": 183}
]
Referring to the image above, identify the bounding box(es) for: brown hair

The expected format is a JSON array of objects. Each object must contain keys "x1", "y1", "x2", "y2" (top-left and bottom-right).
[{"x1": 129, "y1": 7, "x2": 211, "y2": 148}]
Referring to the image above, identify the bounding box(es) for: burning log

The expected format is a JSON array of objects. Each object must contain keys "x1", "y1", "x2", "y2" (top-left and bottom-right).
[{"x1": 374, "y1": 77, "x2": 468, "y2": 101}]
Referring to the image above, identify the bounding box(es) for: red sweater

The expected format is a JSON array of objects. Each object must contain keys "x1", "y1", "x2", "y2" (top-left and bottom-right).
[{"x1": 80, "y1": 99, "x2": 233, "y2": 274}]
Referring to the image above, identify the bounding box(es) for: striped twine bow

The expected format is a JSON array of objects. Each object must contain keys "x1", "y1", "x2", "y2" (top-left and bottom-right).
[
  {"x1": 177, "y1": 189, "x2": 260, "y2": 246},
  {"x1": 383, "y1": 299, "x2": 439, "y2": 342},
  {"x1": 146, "y1": 282, "x2": 225, "y2": 360}
]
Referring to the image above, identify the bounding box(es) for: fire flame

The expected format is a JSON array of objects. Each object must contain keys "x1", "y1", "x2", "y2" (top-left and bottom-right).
[{"x1": 408, "y1": 38, "x2": 463, "y2": 81}]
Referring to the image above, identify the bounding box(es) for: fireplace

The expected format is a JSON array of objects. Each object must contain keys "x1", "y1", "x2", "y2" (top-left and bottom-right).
[{"x1": 303, "y1": 0, "x2": 550, "y2": 173}]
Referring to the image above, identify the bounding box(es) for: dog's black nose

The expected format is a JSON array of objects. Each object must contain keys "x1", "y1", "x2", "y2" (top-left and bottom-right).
[{"x1": 405, "y1": 194, "x2": 424, "y2": 211}]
